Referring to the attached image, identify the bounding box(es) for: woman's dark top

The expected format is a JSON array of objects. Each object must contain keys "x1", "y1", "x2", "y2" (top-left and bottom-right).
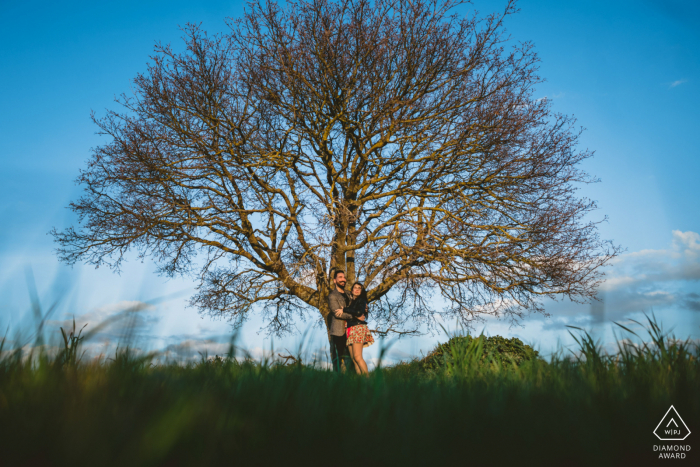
[{"x1": 344, "y1": 297, "x2": 368, "y2": 328}]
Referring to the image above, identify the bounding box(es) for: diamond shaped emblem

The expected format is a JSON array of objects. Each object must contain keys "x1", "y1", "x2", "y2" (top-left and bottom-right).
[{"x1": 654, "y1": 405, "x2": 691, "y2": 441}]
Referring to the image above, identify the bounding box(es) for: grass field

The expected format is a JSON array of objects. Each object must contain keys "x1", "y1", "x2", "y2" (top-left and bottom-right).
[{"x1": 0, "y1": 314, "x2": 697, "y2": 466}]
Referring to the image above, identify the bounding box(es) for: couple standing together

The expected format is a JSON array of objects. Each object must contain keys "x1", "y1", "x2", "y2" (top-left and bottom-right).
[{"x1": 327, "y1": 270, "x2": 375, "y2": 374}]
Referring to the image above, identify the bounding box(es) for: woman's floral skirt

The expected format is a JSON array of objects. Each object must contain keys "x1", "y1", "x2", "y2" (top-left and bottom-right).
[{"x1": 346, "y1": 324, "x2": 374, "y2": 348}]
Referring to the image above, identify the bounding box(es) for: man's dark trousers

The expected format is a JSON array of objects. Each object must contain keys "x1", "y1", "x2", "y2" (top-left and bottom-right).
[{"x1": 330, "y1": 334, "x2": 350, "y2": 372}]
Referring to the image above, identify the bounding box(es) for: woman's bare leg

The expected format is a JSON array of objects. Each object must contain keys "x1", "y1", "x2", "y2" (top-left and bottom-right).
[
  {"x1": 351, "y1": 342, "x2": 369, "y2": 375},
  {"x1": 348, "y1": 343, "x2": 361, "y2": 373}
]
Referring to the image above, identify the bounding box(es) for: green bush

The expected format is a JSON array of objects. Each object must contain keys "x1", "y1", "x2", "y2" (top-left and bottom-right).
[{"x1": 421, "y1": 334, "x2": 541, "y2": 371}]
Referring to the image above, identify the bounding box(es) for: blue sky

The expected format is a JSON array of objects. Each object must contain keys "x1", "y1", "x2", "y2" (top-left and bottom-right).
[{"x1": 1, "y1": 0, "x2": 699, "y2": 365}]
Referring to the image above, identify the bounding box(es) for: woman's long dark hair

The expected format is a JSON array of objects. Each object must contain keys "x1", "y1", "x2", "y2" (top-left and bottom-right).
[{"x1": 349, "y1": 282, "x2": 368, "y2": 303}]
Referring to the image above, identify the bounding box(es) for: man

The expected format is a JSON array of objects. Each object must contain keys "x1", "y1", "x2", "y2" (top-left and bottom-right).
[{"x1": 327, "y1": 270, "x2": 364, "y2": 372}]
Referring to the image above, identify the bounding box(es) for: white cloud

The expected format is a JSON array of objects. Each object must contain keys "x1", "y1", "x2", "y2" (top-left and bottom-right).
[
  {"x1": 598, "y1": 275, "x2": 636, "y2": 292},
  {"x1": 669, "y1": 79, "x2": 687, "y2": 88},
  {"x1": 536, "y1": 92, "x2": 564, "y2": 102},
  {"x1": 672, "y1": 230, "x2": 700, "y2": 257},
  {"x1": 601, "y1": 230, "x2": 700, "y2": 292},
  {"x1": 536, "y1": 230, "x2": 700, "y2": 323},
  {"x1": 94, "y1": 300, "x2": 156, "y2": 314},
  {"x1": 46, "y1": 300, "x2": 159, "y2": 341},
  {"x1": 160, "y1": 338, "x2": 231, "y2": 359}
]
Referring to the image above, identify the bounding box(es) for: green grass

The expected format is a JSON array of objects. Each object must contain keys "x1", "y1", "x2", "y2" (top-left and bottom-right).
[{"x1": 0, "y1": 314, "x2": 698, "y2": 466}]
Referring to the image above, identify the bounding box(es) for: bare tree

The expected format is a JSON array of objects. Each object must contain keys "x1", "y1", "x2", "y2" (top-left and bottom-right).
[{"x1": 52, "y1": 0, "x2": 619, "y2": 338}]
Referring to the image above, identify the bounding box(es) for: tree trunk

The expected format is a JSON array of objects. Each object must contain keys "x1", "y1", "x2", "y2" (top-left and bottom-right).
[{"x1": 317, "y1": 281, "x2": 334, "y2": 344}]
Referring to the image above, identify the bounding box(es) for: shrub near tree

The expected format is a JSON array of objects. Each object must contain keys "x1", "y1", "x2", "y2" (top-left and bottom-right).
[
  {"x1": 52, "y1": 0, "x2": 619, "y2": 342},
  {"x1": 421, "y1": 334, "x2": 541, "y2": 372}
]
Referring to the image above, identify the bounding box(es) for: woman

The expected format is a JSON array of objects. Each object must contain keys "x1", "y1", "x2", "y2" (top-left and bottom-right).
[{"x1": 339, "y1": 282, "x2": 374, "y2": 375}]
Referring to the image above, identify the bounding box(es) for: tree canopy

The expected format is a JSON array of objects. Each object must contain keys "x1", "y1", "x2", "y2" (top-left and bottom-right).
[{"x1": 53, "y1": 0, "x2": 619, "y2": 336}]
